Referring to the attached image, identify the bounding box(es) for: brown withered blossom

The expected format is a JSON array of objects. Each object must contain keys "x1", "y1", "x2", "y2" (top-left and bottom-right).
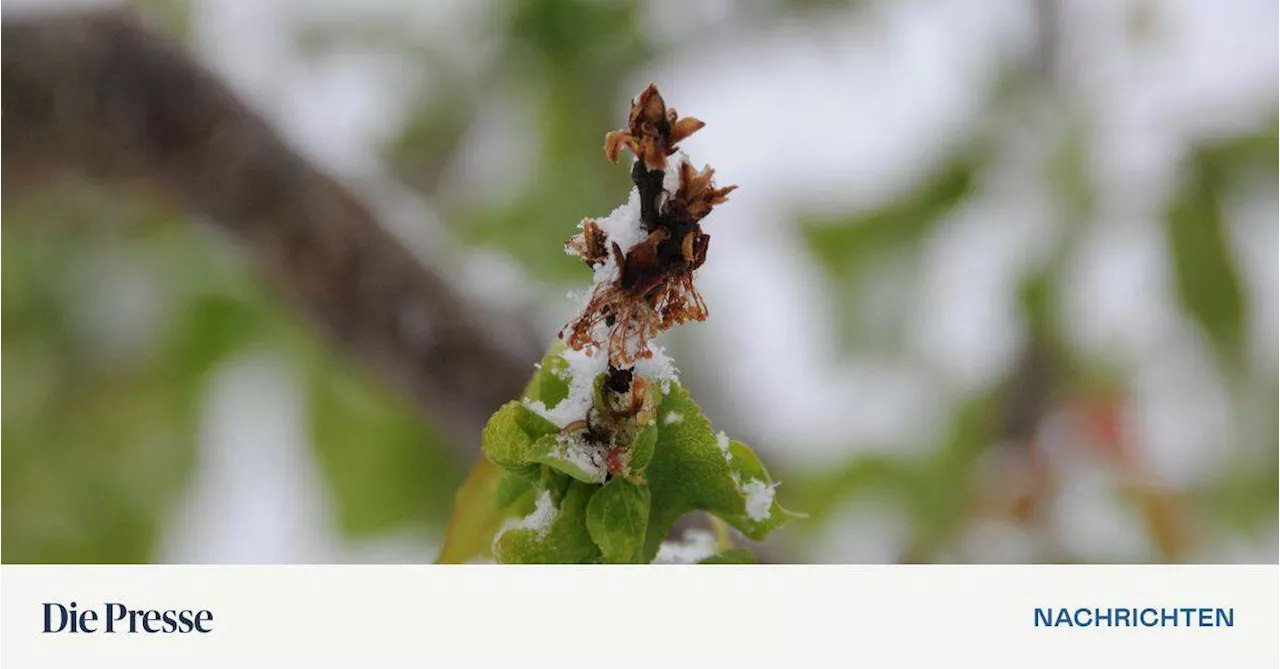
[
  {"x1": 604, "y1": 83, "x2": 705, "y2": 172},
  {"x1": 669, "y1": 162, "x2": 737, "y2": 226},
  {"x1": 564, "y1": 218, "x2": 609, "y2": 267},
  {"x1": 561, "y1": 84, "x2": 736, "y2": 368}
]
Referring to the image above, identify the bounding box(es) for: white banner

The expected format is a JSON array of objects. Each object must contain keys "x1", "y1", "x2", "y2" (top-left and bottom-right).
[{"x1": 2, "y1": 565, "x2": 1276, "y2": 667}]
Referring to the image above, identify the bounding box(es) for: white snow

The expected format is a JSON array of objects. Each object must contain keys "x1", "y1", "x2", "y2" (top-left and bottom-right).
[
  {"x1": 493, "y1": 490, "x2": 559, "y2": 548},
  {"x1": 523, "y1": 346, "x2": 608, "y2": 428},
  {"x1": 520, "y1": 491, "x2": 559, "y2": 533},
  {"x1": 574, "y1": 151, "x2": 688, "y2": 287},
  {"x1": 662, "y1": 152, "x2": 686, "y2": 196},
  {"x1": 659, "y1": 150, "x2": 689, "y2": 209},
  {"x1": 653, "y1": 529, "x2": 718, "y2": 564},
  {"x1": 597, "y1": 188, "x2": 648, "y2": 252},
  {"x1": 741, "y1": 479, "x2": 777, "y2": 522},
  {"x1": 552, "y1": 432, "x2": 608, "y2": 482},
  {"x1": 526, "y1": 339, "x2": 678, "y2": 429},
  {"x1": 633, "y1": 342, "x2": 680, "y2": 393},
  {"x1": 715, "y1": 431, "x2": 731, "y2": 462},
  {"x1": 585, "y1": 188, "x2": 647, "y2": 285},
  {"x1": 716, "y1": 430, "x2": 775, "y2": 522}
]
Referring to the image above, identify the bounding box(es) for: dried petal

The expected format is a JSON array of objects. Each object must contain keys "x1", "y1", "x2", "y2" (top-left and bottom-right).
[
  {"x1": 668, "y1": 116, "x2": 705, "y2": 145},
  {"x1": 603, "y1": 83, "x2": 707, "y2": 170},
  {"x1": 672, "y1": 162, "x2": 736, "y2": 221},
  {"x1": 604, "y1": 131, "x2": 634, "y2": 164},
  {"x1": 633, "y1": 84, "x2": 668, "y2": 129},
  {"x1": 680, "y1": 231, "x2": 696, "y2": 263},
  {"x1": 565, "y1": 83, "x2": 729, "y2": 369},
  {"x1": 566, "y1": 218, "x2": 609, "y2": 266}
]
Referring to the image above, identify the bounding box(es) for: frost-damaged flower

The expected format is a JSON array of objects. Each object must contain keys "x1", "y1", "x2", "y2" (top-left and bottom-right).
[
  {"x1": 562, "y1": 84, "x2": 736, "y2": 368},
  {"x1": 604, "y1": 83, "x2": 706, "y2": 172},
  {"x1": 464, "y1": 85, "x2": 797, "y2": 567}
]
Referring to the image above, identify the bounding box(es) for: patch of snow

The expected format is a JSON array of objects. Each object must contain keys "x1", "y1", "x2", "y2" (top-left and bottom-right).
[
  {"x1": 740, "y1": 479, "x2": 777, "y2": 522},
  {"x1": 658, "y1": 150, "x2": 689, "y2": 209},
  {"x1": 523, "y1": 347, "x2": 608, "y2": 428},
  {"x1": 494, "y1": 491, "x2": 559, "y2": 548},
  {"x1": 715, "y1": 431, "x2": 731, "y2": 462},
  {"x1": 663, "y1": 151, "x2": 687, "y2": 195},
  {"x1": 553, "y1": 432, "x2": 608, "y2": 482},
  {"x1": 589, "y1": 188, "x2": 647, "y2": 285},
  {"x1": 715, "y1": 430, "x2": 775, "y2": 522},
  {"x1": 653, "y1": 529, "x2": 718, "y2": 564},
  {"x1": 634, "y1": 342, "x2": 680, "y2": 393}
]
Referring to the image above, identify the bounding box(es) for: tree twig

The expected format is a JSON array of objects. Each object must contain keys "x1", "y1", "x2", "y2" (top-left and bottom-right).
[{"x1": 1, "y1": 8, "x2": 543, "y2": 459}]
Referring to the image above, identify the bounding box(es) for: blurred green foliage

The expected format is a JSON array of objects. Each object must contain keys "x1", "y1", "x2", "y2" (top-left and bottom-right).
[
  {"x1": 2, "y1": 184, "x2": 460, "y2": 562},
  {"x1": 1165, "y1": 154, "x2": 1244, "y2": 363},
  {"x1": 3, "y1": 0, "x2": 1275, "y2": 563},
  {"x1": 800, "y1": 150, "x2": 984, "y2": 278}
]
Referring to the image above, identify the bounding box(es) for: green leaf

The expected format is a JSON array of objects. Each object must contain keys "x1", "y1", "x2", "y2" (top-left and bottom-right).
[
  {"x1": 639, "y1": 385, "x2": 797, "y2": 562},
  {"x1": 482, "y1": 401, "x2": 544, "y2": 468},
  {"x1": 494, "y1": 481, "x2": 601, "y2": 564},
  {"x1": 513, "y1": 463, "x2": 548, "y2": 488},
  {"x1": 478, "y1": 348, "x2": 800, "y2": 564},
  {"x1": 308, "y1": 362, "x2": 462, "y2": 537},
  {"x1": 515, "y1": 404, "x2": 560, "y2": 441},
  {"x1": 529, "y1": 433, "x2": 607, "y2": 484},
  {"x1": 783, "y1": 454, "x2": 916, "y2": 527},
  {"x1": 1164, "y1": 146, "x2": 1247, "y2": 363},
  {"x1": 626, "y1": 423, "x2": 657, "y2": 475},
  {"x1": 536, "y1": 346, "x2": 571, "y2": 408},
  {"x1": 797, "y1": 148, "x2": 987, "y2": 350},
  {"x1": 799, "y1": 149, "x2": 982, "y2": 276},
  {"x1": 438, "y1": 459, "x2": 532, "y2": 564},
  {"x1": 495, "y1": 469, "x2": 536, "y2": 510},
  {"x1": 725, "y1": 438, "x2": 805, "y2": 539},
  {"x1": 586, "y1": 477, "x2": 651, "y2": 563}
]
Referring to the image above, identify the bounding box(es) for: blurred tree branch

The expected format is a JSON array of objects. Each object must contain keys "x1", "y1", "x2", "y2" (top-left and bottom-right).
[{"x1": 2, "y1": 9, "x2": 543, "y2": 460}]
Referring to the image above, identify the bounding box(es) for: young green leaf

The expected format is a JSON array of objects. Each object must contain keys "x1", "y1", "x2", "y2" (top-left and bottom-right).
[
  {"x1": 537, "y1": 347, "x2": 572, "y2": 408},
  {"x1": 586, "y1": 477, "x2": 651, "y2": 563},
  {"x1": 639, "y1": 385, "x2": 796, "y2": 562},
  {"x1": 482, "y1": 401, "x2": 537, "y2": 468},
  {"x1": 515, "y1": 404, "x2": 560, "y2": 441},
  {"x1": 626, "y1": 423, "x2": 657, "y2": 475},
  {"x1": 529, "y1": 433, "x2": 608, "y2": 484},
  {"x1": 493, "y1": 481, "x2": 601, "y2": 564},
  {"x1": 724, "y1": 438, "x2": 805, "y2": 538},
  {"x1": 494, "y1": 468, "x2": 536, "y2": 510},
  {"x1": 482, "y1": 401, "x2": 563, "y2": 472}
]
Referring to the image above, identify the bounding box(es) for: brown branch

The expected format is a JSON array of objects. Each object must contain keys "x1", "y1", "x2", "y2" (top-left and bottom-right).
[{"x1": 1, "y1": 9, "x2": 543, "y2": 458}]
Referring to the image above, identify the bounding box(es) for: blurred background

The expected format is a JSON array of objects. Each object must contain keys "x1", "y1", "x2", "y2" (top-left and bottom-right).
[{"x1": 2, "y1": 0, "x2": 1276, "y2": 563}]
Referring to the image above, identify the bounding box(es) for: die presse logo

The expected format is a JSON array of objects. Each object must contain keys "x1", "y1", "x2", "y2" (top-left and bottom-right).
[{"x1": 42, "y1": 601, "x2": 213, "y2": 634}]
